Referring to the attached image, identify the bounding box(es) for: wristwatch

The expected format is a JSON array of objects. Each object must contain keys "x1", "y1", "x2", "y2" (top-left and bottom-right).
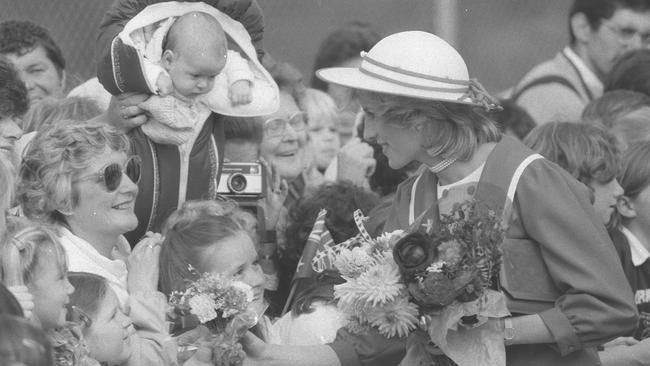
[{"x1": 504, "y1": 317, "x2": 515, "y2": 345}]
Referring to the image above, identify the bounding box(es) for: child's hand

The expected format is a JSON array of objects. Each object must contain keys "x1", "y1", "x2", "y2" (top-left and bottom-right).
[
  {"x1": 156, "y1": 74, "x2": 174, "y2": 96},
  {"x1": 8, "y1": 285, "x2": 34, "y2": 319},
  {"x1": 229, "y1": 80, "x2": 252, "y2": 105}
]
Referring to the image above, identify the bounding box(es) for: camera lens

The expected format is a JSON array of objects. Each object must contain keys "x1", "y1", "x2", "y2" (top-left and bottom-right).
[{"x1": 228, "y1": 173, "x2": 248, "y2": 193}]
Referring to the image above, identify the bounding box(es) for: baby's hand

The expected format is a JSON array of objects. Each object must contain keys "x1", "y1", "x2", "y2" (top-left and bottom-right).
[
  {"x1": 229, "y1": 80, "x2": 252, "y2": 105},
  {"x1": 156, "y1": 74, "x2": 174, "y2": 96}
]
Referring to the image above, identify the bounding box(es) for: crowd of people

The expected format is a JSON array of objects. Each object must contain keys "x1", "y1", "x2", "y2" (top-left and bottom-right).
[{"x1": 3, "y1": 0, "x2": 650, "y2": 365}]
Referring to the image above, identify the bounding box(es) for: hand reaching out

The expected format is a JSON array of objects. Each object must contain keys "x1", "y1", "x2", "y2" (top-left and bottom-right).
[
  {"x1": 105, "y1": 92, "x2": 151, "y2": 133},
  {"x1": 257, "y1": 158, "x2": 288, "y2": 231}
]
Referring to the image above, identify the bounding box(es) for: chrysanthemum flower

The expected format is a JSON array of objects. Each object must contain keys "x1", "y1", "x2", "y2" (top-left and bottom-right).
[
  {"x1": 367, "y1": 296, "x2": 419, "y2": 338},
  {"x1": 335, "y1": 261, "x2": 404, "y2": 307},
  {"x1": 334, "y1": 246, "x2": 376, "y2": 278}
]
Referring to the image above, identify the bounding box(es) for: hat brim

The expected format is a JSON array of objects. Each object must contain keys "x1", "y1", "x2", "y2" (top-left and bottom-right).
[{"x1": 316, "y1": 67, "x2": 478, "y2": 106}]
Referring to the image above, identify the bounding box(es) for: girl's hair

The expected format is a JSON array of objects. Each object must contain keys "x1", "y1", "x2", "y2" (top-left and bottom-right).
[
  {"x1": 0, "y1": 217, "x2": 67, "y2": 287},
  {"x1": 0, "y1": 314, "x2": 54, "y2": 366},
  {"x1": 0, "y1": 57, "x2": 28, "y2": 120},
  {"x1": 582, "y1": 90, "x2": 650, "y2": 127},
  {"x1": 524, "y1": 122, "x2": 620, "y2": 185},
  {"x1": 17, "y1": 121, "x2": 129, "y2": 226},
  {"x1": 67, "y1": 272, "x2": 108, "y2": 321},
  {"x1": 21, "y1": 96, "x2": 103, "y2": 134},
  {"x1": 158, "y1": 200, "x2": 251, "y2": 295},
  {"x1": 609, "y1": 107, "x2": 650, "y2": 151},
  {"x1": 359, "y1": 92, "x2": 501, "y2": 161},
  {"x1": 614, "y1": 142, "x2": 650, "y2": 227}
]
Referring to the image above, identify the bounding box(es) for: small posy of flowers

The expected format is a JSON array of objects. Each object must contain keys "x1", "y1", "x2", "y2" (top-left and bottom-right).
[
  {"x1": 315, "y1": 223, "x2": 420, "y2": 339},
  {"x1": 168, "y1": 267, "x2": 254, "y2": 325},
  {"x1": 168, "y1": 266, "x2": 257, "y2": 366}
]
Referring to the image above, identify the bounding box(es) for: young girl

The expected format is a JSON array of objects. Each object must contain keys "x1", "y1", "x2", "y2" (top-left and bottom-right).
[
  {"x1": 67, "y1": 272, "x2": 135, "y2": 366},
  {"x1": 600, "y1": 141, "x2": 650, "y2": 364},
  {"x1": 524, "y1": 122, "x2": 623, "y2": 226},
  {"x1": 0, "y1": 217, "x2": 99, "y2": 366}
]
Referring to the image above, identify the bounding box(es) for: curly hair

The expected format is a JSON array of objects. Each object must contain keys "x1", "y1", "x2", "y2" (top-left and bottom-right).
[
  {"x1": 17, "y1": 121, "x2": 130, "y2": 226},
  {"x1": 0, "y1": 20, "x2": 65, "y2": 74},
  {"x1": 524, "y1": 122, "x2": 620, "y2": 185},
  {"x1": 310, "y1": 21, "x2": 381, "y2": 91},
  {"x1": 158, "y1": 200, "x2": 252, "y2": 295},
  {"x1": 0, "y1": 57, "x2": 28, "y2": 119},
  {"x1": 21, "y1": 96, "x2": 102, "y2": 134},
  {"x1": 278, "y1": 181, "x2": 381, "y2": 314}
]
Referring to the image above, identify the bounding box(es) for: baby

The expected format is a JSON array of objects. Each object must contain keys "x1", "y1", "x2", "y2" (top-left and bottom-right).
[{"x1": 139, "y1": 11, "x2": 254, "y2": 145}]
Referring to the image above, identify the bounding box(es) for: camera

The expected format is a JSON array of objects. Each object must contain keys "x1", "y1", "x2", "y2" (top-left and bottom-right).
[{"x1": 217, "y1": 161, "x2": 266, "y2": 199}]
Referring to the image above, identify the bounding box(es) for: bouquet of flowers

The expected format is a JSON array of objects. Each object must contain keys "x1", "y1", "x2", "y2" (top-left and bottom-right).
[
  {"x1": 394, "y1": 200, "x2": 509, "y2": 366},
  {"x1": 168, "y1": 267, "x2": 258, "y2": 366},
  {"x1": 312, "y1": 211, "x2": 420, "y2": 339}
]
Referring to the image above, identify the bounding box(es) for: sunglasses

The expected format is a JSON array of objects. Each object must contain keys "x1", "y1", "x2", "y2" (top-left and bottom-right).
[{"x1": 76, "y1": 156, "x2": 142, "y2": 192}]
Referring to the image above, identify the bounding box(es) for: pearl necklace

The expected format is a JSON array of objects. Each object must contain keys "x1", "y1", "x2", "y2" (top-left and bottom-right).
[{"x1": 428, "y1": 157, "x2": 457, "y2": 173}]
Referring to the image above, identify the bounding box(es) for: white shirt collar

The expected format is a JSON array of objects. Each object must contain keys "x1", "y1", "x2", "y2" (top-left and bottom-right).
[
  {"x1": 620, "y1": 226, "x2": 650, "y2": 266},
  {"x1": 562, "y1": 46, "x2": 604, "y2": 96},
  {"x1": 58, "y1": 227, "x2": 131, "y2": 307}
]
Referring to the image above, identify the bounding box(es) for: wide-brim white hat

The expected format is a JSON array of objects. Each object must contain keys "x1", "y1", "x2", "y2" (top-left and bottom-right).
[{"x1": 317, "y1": 31, "x2": 497, "y2": 109}]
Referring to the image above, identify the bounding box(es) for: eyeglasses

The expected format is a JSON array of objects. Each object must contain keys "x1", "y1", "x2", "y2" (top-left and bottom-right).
[
  {"x1": 75, "y1": 155, "x2": 142, "y2": 192},
  {"x1": 67, "y1": 305, "x2": 93, "y2": 328},
  {"x1": 264, "y1": 112, "x2": 307, "y2": 137},
  {"x1": 601, "y1": 20, "x2": 650, "y2": 46}
]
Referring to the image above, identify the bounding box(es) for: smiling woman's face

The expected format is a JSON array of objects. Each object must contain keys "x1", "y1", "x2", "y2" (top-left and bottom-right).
[
  {"x1": 259, "y1": 91, "x2": 308, "y2": 180},
  {"x1": 67, "y1": 148, "x2": 139, "y2": 238}
]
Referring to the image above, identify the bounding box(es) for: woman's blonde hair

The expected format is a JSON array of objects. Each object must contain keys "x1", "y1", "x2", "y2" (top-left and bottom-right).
[
  {"x1": 358, "y1": 92, "x2": 501, "y2": 161},
  {"x1": 0, "y1": 217, "x2": 67, "y2": 287},
  {"x1": 158, "y1": 200, "x2": 253, "y2": 295},
  {"x1": 299, "y1": 88, "x2": 341, "y2": 130},
  {"x1": 609, "y1": 107, "x2": 650, "y2": 151},
  {"x1": 17, "y1": 121, "x2": 129, "y2": 226},
  {"x1": 21, "y1": 96, "x2": 103, "y2": 134}
]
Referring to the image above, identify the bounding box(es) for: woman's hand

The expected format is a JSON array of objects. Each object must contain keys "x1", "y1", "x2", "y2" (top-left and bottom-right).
[
  {"x1": 602, "y1": 336, "x2": 639, "y2": 349},
  {"x1": 600, "y1": 337, "x2": 650, "y2": 366},
  {"x1": 7, "y1": 285, "x2": 34, "y2": 319},
  {"x1": 241, "y1": 331, "x2": 269, "y2": 365},
  {"x1": 127, "y1": 232, "x2": 163, "y2": 294},
  {"x1": 257, "y1": 159, "x2": 288, "y2": 231}
]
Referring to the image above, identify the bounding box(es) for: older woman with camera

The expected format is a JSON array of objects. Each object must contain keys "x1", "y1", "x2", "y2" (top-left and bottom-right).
[
  {"x1": 17, "y1": 121, "x2": 173, "y2": 365},
  {"x1": 243, "y1": 31, "x2": 637, "y2": 366}
]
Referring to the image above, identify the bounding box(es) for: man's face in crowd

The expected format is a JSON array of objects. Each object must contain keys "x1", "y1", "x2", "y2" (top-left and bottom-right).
[
  {"x1": 584, "y1": 8, "x2": 650, "y2": 79},
  {"x1": 4, "y1": 44, "x2": 65, "y2": 102}
]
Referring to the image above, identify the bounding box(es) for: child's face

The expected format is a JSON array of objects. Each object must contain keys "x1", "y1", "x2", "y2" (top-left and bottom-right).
[
  {"x1": 28, "y1": 260, "x2": 74, "y2": 330},
  {"x1": 85, "y1": 289, "x2": 135, "y2": 364},
  {"x1": 166, "y1": 48, "x2": 226, "y2": 99},
  {"x1": 590, "y1": 178, "x2": 624, "y2": 224}
]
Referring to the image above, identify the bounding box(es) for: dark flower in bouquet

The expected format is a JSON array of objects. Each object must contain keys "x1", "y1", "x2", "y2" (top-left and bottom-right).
[{"x1": 394, "y1": 200, "x2": 505, "y2": 310}]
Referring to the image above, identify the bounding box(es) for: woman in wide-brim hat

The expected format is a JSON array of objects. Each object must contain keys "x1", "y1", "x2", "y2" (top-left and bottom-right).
[{"x1": 242, "y1": 31, "x2": 637, "y2": 366}]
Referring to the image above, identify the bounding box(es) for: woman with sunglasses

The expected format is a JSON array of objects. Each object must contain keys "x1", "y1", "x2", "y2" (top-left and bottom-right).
[{"x1": 17, "y1": 121, "x2": 174, "y2": 366}]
